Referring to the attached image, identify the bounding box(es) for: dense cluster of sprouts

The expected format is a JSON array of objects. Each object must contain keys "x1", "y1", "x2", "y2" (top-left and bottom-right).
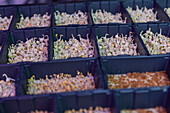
[
  {"x1": 65, "y1": 106, "x2": 111, "y2": 113},
  {"x1": 0, "y1": 15, "x2": 13, "y2": 30},
  {"x1": 8, "y1": 35, "x2": 49, "y2": 63},
  {"x1": 53, "y1": 34, "x2": 94, "y2": 59},
  {"x1": 127, "y1": 6, "x2": 158, "y2": 23},
  {"x1": 91, "y1": 9, "x2": 126, "y2": 24},
  {"x1": 140, "y1": 28, "x2": 170, "y2": 54},
  {"x1": 27, "y1": 71, "x2": 95, "y2": 95},
  {"x1": 121, "y1": 106, "x2": 167, "y2": 113},
  {"x1": 16, "y1": 12, "x2": 51, "y2": 28},
  {"x1": 28, "y1": 111, "x2": 53, "y2": 113},
  {"x1": 0, "y1": 74, "x2": 15, "y2": 98},
  {"x1": 97, "y1": 33, "x2": 139, "y2": 56},
  {"x1": 108, "y1": 71, "x2": 170, "y2": 89},
  {"x1": 54, "y1": 10, "x2": 88, "y2": 26}
]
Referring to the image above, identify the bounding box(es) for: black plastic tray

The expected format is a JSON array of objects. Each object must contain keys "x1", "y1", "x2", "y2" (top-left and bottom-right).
[
  {"x1": 94, "y1": 24, "x2": 147, "y2": 58},
  {"x1": 11, "y1": 4, "x2": 52, "y2": 30},
  {"x1": 114, "y1": 87, "x2": 170, "y2": 113},
  {"x1": 52, "y1": 2, "x2": 92, "y2": 27},
  {"x1": 156, "y1": 0, "x2": 170, "y2": 20},
  {"x1": 0, "y1": 28, "x2": 51, "y2": 64},
  {"x1": 56, "y1": 89, "x2": 116, "y2": 113},
  {"x1": 1, "y1": 94, "x2": 55, "y2": 113},
  {"x1": 0, "y1": 100, "x2": 4, "y2": 113},
  {"x1": 88, "y1": 1, "x2": 133, "y2": 25},
  {"x1": 0, "y1": 6, "x2": 17, "y2": 30},
  {"x1": 0, "y1": 31, "x2": 8, "y2": 64},
  {"x1": 51, "y1": 25, "x2": 99, "y2": 60},
  {"x1": 0, "y1": 63, "x2": 21, "y2": 98},
  {"x1": 122, "y1": 0, "x2": 169, "y2": 24},
  {"x1": 134, "y1": 23, "x2": 170, "y2": 56},
  {"x1": 19, "y1": 58, "x2": 104, "y2": 96},
  {"x1": 167, "y1": 87, "x2": 170, "y2": 113},
  {"x1": 100, "y1": 56, "x2": 170, "y2": 90}
]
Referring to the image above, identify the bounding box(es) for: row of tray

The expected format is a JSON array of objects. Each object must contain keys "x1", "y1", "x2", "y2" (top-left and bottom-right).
[
  {"x1": 0, "y1": 56, "x2": 169, "y2": 96},
  {"x1": 0, "y1": 23, "x2": 169, "y2": 64},
  {"x1": 0, "y1": 0, "x2": 170, "y2": 30},
  {"x1": 1, "y1": 88, "x2": 170, "y2": 113}
]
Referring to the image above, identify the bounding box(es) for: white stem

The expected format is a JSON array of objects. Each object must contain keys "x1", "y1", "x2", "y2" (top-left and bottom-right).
[{"x1": 2, "y1": 74, "x2": 15, "y2": 82}]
